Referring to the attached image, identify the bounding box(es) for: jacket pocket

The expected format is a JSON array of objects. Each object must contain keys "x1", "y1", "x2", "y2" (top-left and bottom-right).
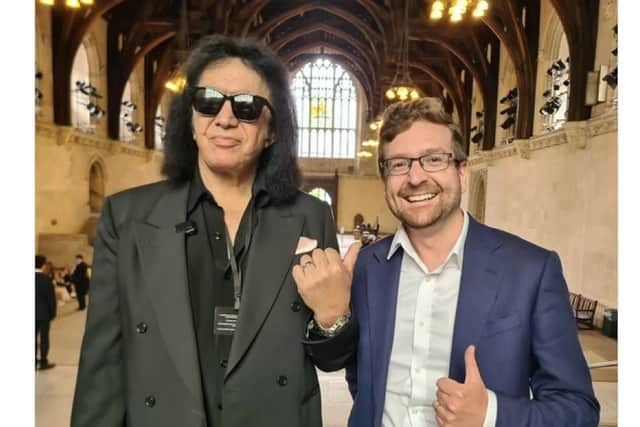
[{"x1": 482, "y1": 313, "x2": 521, "y2": 337}]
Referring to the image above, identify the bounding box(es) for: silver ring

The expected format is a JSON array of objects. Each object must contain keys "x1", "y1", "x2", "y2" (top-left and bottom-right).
[{"x1": 302, "y1": 261, "x2": 314, "y2": 269}]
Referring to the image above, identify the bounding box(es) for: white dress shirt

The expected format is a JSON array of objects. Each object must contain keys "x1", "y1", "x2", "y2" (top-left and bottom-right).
[{"x1": 381, "y1": 211, "x2": 497, "y2": 427}]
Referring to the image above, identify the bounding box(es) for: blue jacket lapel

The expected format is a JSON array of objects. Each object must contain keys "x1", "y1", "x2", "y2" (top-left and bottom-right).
[
  {"x1": 449, "y1": 216, "x2": 503, "y2": 382},
  {"x1": 367, "y1": 238, "x2": 403, "y2": 427}
]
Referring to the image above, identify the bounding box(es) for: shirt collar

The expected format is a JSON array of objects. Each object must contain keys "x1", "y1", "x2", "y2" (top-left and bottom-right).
[
  {"x1": 35, "y1": 268, "x2": 43, "y2": 273},
  {"x1": 187, "y1": 166, "x2": 271, "y2": 215},
  {"x1": 387, "y1": 210, "x2": 470, "y2": 271}
]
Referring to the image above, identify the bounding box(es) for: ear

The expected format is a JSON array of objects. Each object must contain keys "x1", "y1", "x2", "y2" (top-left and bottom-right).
[{"x1": 264, "y1": 132, "x2": 275, "y2": 148}]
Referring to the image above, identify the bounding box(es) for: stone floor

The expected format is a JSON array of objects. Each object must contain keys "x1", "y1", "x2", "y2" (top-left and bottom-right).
[{"x1": 36, "y1": 300, "x2": 617, "y2": 427}]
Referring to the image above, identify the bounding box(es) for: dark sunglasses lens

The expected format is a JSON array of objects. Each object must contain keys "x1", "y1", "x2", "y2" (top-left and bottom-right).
[
  {"x1": 232, "y1": 94, "x2": 262, "y2": 121},
  {"x1": 193, "y1": 88, "x2": 224, "y2": 115}
]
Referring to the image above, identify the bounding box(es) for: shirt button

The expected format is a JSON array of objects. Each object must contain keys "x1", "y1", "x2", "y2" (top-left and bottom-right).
[
  {"x1": 419, "y1": 321, "x2": 425, "y2": 327},
  {"x1": 136, "y1": 323, "x2": 148, "y2": 334},
  {"x1": 290, "y1": 301, "x2": 302, "y2": 312},
  {"x1": 217, "y1": 403, "x2": 223, "y2": 410},
  {"x1": 144, "y1": 395, "x2": 156, "y2": 407},
  {"x1": 219, "y1": 359, "x2": 228, "y2": 368},
  {"x1": 277, "y1": 375, "x2": 288, "y2": 386}
]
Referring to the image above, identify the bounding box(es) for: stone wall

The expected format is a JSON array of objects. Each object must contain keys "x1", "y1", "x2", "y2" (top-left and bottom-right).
[{"x1": 465, "y1": 111, "x2": 617, "y2": 325}]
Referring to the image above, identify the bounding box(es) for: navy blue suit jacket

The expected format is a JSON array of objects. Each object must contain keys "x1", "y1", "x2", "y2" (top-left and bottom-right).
[{"x1": 346, "y1": 216, "x2": 599, "y2": 427}]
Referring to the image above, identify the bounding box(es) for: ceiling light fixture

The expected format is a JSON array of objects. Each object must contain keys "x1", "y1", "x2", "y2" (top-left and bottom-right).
[
  {"x1": 386, "y1": 0, "x2": 420, "y2": 102},
  {"x1": 165, "y1": 76, "x2": 186, "y2": 93},
  {"x1": 429, "y1": 0, "x2": 489, "y2": 22}
]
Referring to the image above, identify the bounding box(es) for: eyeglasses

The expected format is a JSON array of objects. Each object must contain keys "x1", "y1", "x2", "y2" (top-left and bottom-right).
[
  {"x1": 189, "y1": 86, "x2": 274, "y2": 122},
  {"x1": 379, "y1": 153, "x2": 456, "y2": 176}
]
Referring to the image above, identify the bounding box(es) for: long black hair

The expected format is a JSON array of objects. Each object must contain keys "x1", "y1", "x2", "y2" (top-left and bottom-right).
[{"x1": 162, "y1": 34, "x2": 301, "y2": 204}]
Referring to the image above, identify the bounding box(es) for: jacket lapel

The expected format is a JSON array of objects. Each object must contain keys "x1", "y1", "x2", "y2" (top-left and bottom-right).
[
  {"x1": 367, "y1": 238, "x2": 403, "y2": 427},
  {"x1": 448, "y1": 217, "x2": 503, "y2": 382},
  {"x1": 133, "y1": 182, "x2": 204, "y2": 409},
  {"x1": 225, "y1": 205, "x2": 304, "y2": 380}
]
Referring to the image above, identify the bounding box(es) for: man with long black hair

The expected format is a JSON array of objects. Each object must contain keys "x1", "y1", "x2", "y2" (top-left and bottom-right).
[{"x1": 72, "y1": 35, "x2": 358, "y2": 427}]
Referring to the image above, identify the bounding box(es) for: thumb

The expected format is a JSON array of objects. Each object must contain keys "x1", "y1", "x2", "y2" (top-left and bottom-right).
[
  {"x1": 464, "y1": 345, "x2": 483, "y2": 385},
  {"x1": 342, "y1": 241, "x2": 363, "y2": 275}
]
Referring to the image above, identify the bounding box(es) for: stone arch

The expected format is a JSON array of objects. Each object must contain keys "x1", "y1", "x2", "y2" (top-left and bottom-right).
[
  {"x1": 468, "y1": 168, "x2": 487, "y2": 224},
  {"x1": 540, "y1": 4, "x2": 567, "y2": 63},
  {"x1": 70, "y1": 34, "x2": 102, "y2": 132},
  {"x1": 84, "y1": 156, "x2": 107, "y2": 246},
  {"x1": 87, "y1": 157, "x2": 107, "y2": 214}
]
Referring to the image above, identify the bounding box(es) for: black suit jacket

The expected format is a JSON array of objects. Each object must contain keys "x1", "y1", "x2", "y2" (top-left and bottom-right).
[
  {"x1": 36, "y1": 272, "x2": 56, "y2": 321},
  {"x1": 71, "y1": 180, "x2": 356, "y2": 427},
  {"x1": 71, "y1": 261, "x2": 89, "y2": 293}
]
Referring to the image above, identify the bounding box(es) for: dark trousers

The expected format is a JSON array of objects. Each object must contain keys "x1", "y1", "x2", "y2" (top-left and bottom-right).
[
  {"x1": 77, "y1": 289, "x2": 87, "y2": 310},
  {"x1": 36, "y1": 319, "x2": 51, "y2": 365}
]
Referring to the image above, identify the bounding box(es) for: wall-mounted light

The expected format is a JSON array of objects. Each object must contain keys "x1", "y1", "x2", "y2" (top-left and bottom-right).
[
  {"x1": 121, "y1": 100, "x2": 137, "y2": 110},
  {"x1": 500, "y1": 105, "x2": 517, "y2": 116},
  {"x1": 362, "y1": 139, "x2": 379, "y2": 147},
  {"x1": 75, "y1": 81, "x2": 102, "y2": 98},
  {"x1": 125, "y1": 122, "x2": 143, "y2": 133},
  {"x1": 471, "y1": 132, "x2": 483, "y2": 143},
  {"x1": 499, "y1": 116, "x2": 515, "y2": 129},
  {"x1": 85, "y1": 102, "x2": 105, "y2": 117},
  {"x1": 539, "y1": 96, "x2": 562, "y2": 115}
]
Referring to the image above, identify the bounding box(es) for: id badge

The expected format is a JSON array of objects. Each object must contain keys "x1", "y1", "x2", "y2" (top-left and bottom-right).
[{"x1": 214, "y1": 306, "x2": 239, "y2": 336}]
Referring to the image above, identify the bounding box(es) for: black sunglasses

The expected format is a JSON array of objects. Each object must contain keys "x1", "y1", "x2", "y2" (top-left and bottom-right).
[{"x1": 189, "y1": 86, "x2": 274, "y2": 122}]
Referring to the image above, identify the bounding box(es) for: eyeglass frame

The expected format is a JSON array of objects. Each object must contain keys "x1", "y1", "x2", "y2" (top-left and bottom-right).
[
  {"x1": 379, "y1": 152, "x2": 461, "y2": 176},
  {"x1": 188, "y1": 86, "x2": 275, "y2": 123}
]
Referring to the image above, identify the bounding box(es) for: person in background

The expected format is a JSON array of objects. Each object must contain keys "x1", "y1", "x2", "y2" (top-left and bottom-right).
[
  {"x1": 36, "y1": 255, "x2": 56, "y2": 370},
  {"x1": 70, "y1": 254, "x2": 89, "y2": 310}
]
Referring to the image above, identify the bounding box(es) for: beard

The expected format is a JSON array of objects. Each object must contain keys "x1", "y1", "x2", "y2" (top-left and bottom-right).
[{"x1": 385, "y1": 181, "x2": 462, "y2": 230}]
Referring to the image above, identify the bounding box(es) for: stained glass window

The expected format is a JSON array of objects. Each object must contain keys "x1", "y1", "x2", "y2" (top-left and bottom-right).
[{"x1": 291, "y1": 58, "x2": 357, "y2": 158}]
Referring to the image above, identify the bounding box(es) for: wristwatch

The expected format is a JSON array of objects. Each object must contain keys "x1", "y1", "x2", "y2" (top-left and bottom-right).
[{"x1": 310, "y1": 311, "x2": 352, "y2": 338}]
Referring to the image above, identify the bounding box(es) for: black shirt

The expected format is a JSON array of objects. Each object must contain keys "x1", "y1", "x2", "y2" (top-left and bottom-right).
[{"x1": 185, "y1": 169, "x2": 269, "y2": 426}]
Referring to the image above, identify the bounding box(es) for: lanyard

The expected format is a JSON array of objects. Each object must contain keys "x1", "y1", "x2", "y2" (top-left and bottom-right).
[{"x1": 224, "y1": 207, "x2": 254, "y2": 310}]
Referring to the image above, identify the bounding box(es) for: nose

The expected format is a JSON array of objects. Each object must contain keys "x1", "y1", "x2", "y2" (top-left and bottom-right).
[
  {"x1": 406, "y1": 159, "x2": 429, "y2": 186},
  {"x1": 213, "y1": 99, "x2": 239, "y2": 128}
]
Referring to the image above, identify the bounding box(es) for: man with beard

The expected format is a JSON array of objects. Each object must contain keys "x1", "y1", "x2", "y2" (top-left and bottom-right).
[{"x1": 340, "y1": 98, "x2": 599, "y2": 427}]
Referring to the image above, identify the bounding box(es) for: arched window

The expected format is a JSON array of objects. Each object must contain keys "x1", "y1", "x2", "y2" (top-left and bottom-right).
[
  {"x1": 119, "y1": 80, "x2": 136, "y2": 143},
  {"x1": 70, "y1": 44, "x2": 92, "y2": 132},
  {"x1": 308, "y1": 187, "x2": 332, "y2": 205},
  {"x1": 291, "y1": 58, "x2": 357, "y2": 159},
  {"x1": 542, "y1": 34, "x2": 570, "y2": 132}
]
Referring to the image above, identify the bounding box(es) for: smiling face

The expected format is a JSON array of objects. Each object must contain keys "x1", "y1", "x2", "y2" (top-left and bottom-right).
[
  {"x1": 381, "y1": 120, "x2": 467, "y2": 232},
  {"x1": 191, "y1": 58, "x2": 272, "y2": 178}
]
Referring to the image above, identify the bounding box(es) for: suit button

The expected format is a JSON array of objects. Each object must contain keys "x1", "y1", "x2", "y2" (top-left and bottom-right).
[
  {"x1": 277, "y1": 375, "x2": 288, "y2": 386},
  {"x1": 219, "y1": 359, "x2": 228, "y2": 368},
  {"x1": 144, "y1": 395, "x2": 156, "y2": 407},
  {"x1": 215, "y1": 232, "x2": 222, "y2": 240},
  {"x1": 217, "y1": 403, "x2": 223, "y2": 410},
  {"x1": 290, "y1": 301, "x2": 301, "y2": 312},
  {"x1": 136, "y1": 323, "x2": 148, "y2": 334}
]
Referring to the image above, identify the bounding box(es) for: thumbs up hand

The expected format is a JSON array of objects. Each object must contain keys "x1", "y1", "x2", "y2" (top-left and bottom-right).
[
  {"x1": 433, "y1": 345, "x2": 488, "y2": 427},
  {"x1": 292, "y1": 242, "x2": 362, "y2": 327}
]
